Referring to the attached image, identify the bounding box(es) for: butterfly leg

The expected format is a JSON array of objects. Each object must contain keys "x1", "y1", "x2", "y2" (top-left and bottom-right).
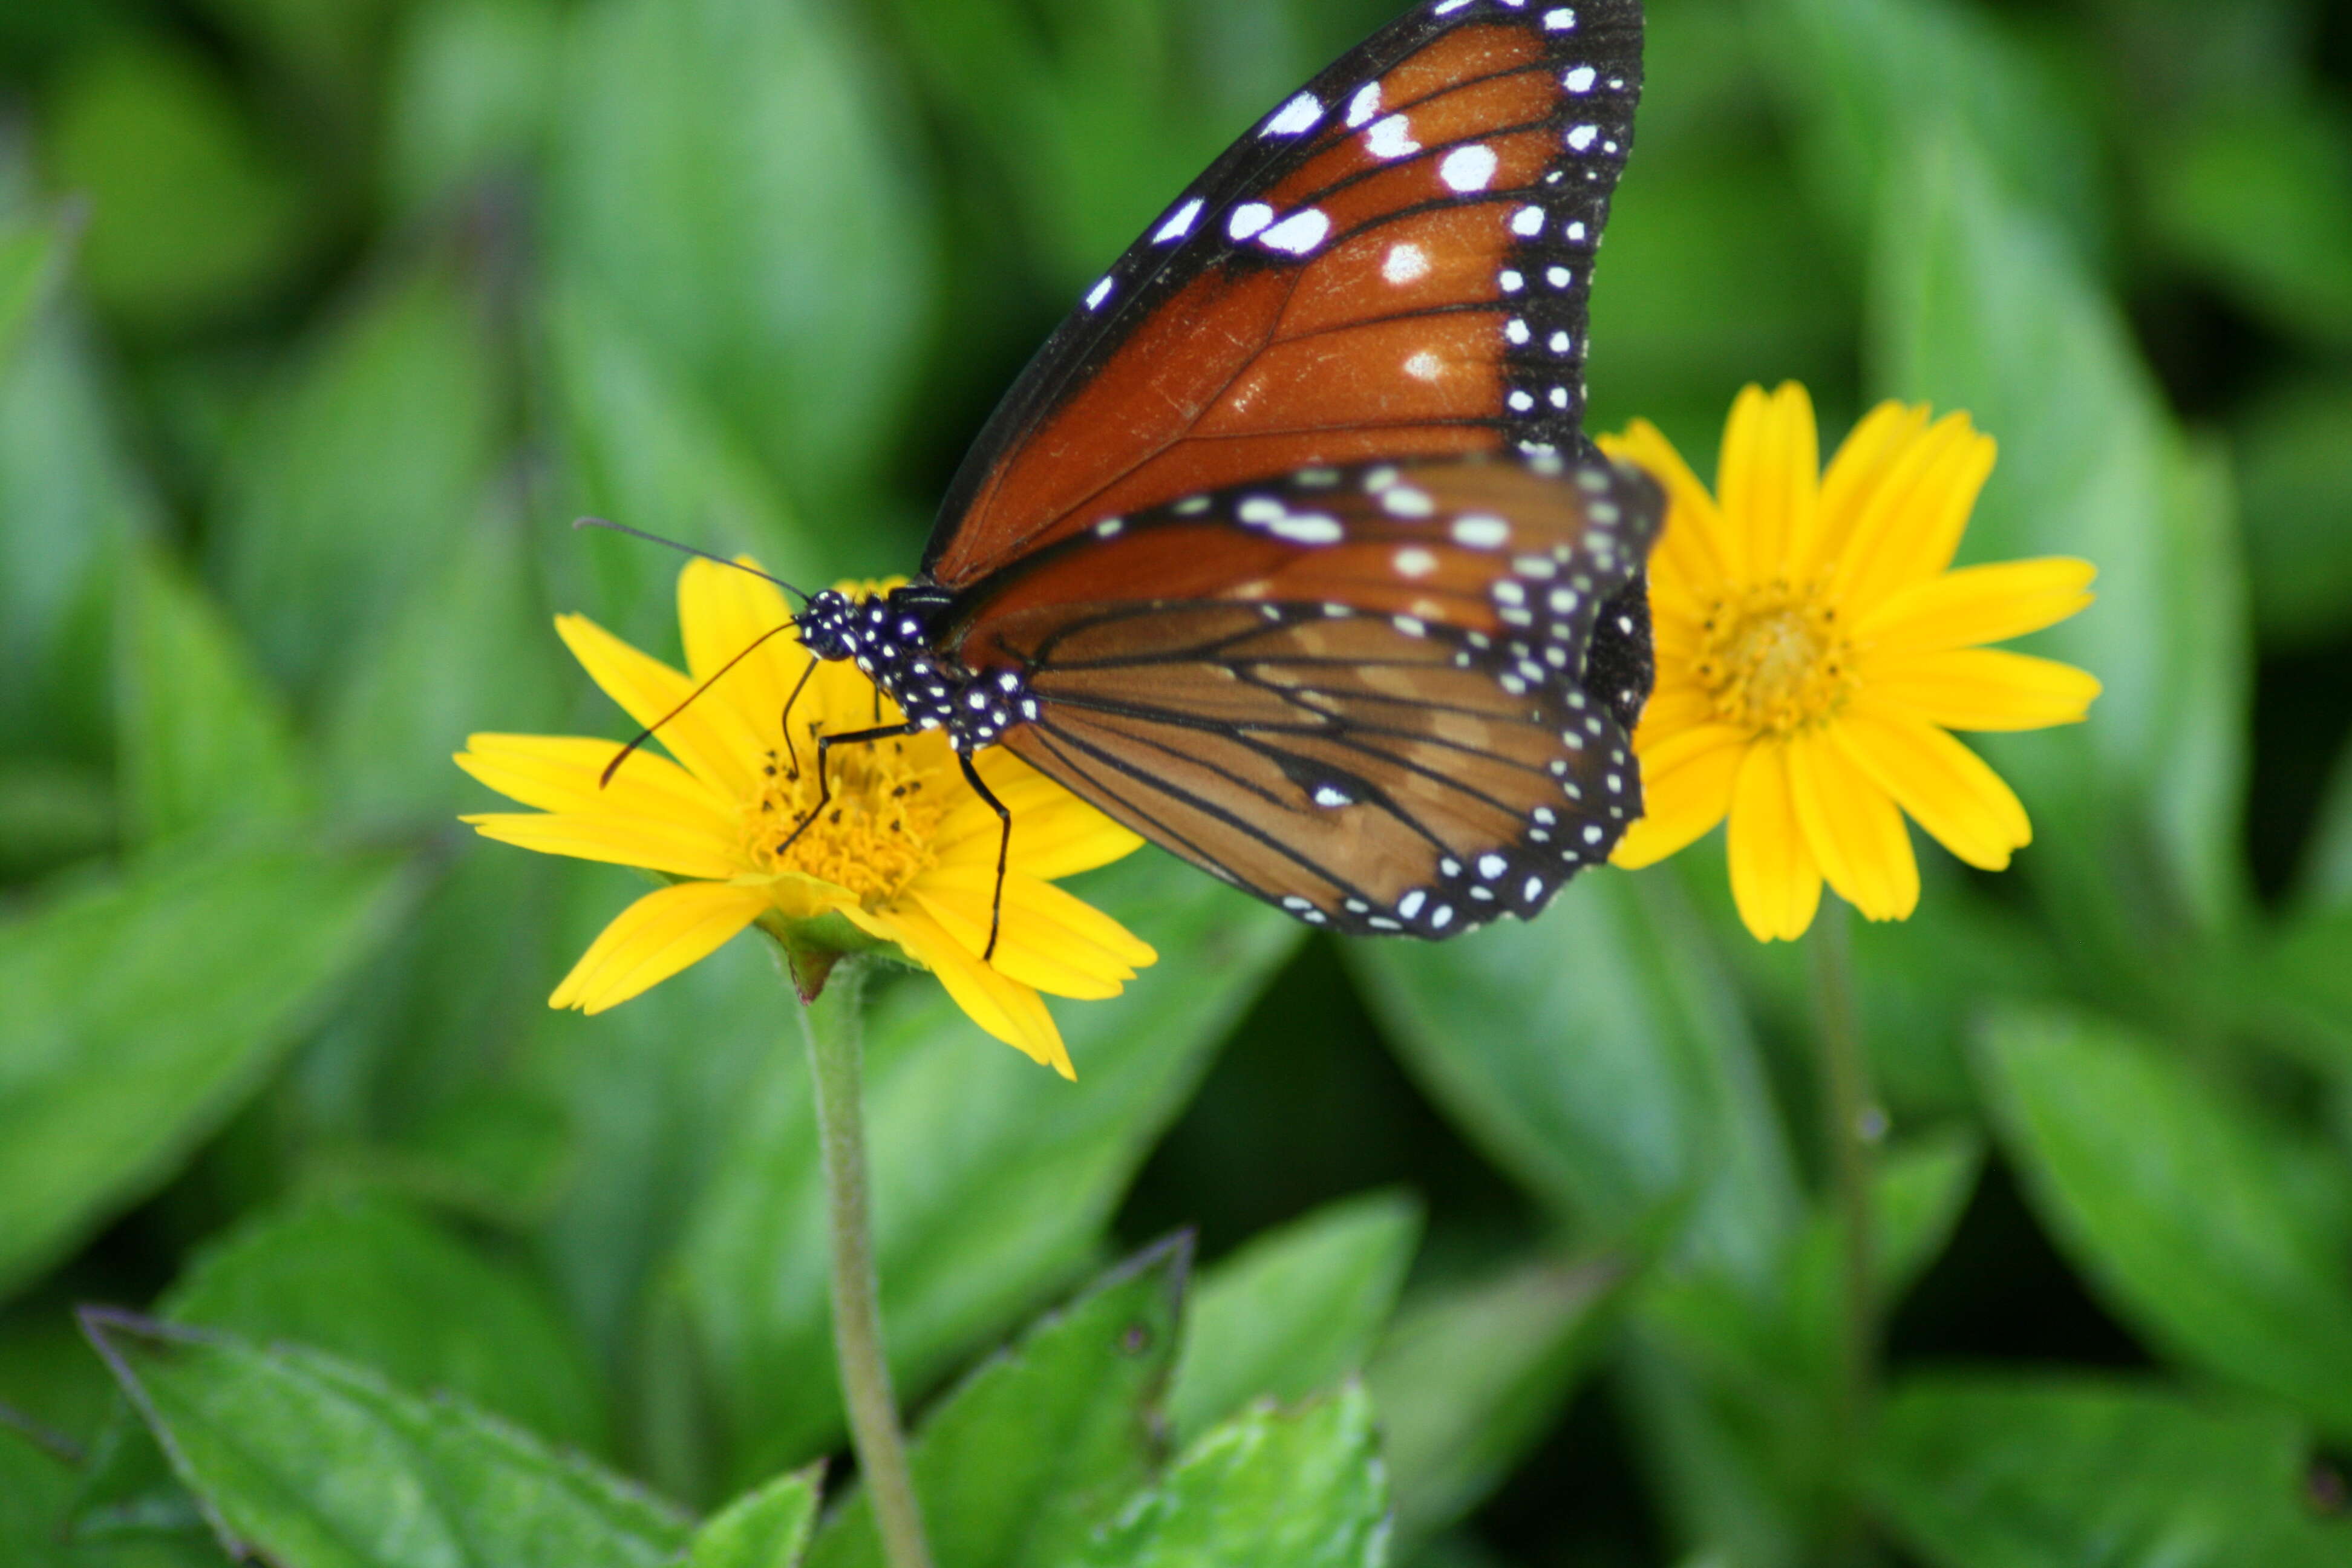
[
  {"x1": 772, "y1": 720, "x2": 921, "y2": 860},
  {"x1": 955, "y1": 753, "x2": 1012, "y2": 963},
  {"x1": 776, "y1": 658, "x2": 818, "y2": 780}
]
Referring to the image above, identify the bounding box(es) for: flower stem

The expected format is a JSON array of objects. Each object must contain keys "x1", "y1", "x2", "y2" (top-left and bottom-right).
[
  {"x1": 797, "y1": 956, "x2": 934, "y2": 1568},
  {"x1": 1812, "y1": 899, "x2": 1878, "y2": 1549}
]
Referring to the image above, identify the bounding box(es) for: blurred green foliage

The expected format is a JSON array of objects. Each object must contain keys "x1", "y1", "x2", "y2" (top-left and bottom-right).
[{"x1": 2, "y1": 0, "x2": 2350, "y2": 1563}]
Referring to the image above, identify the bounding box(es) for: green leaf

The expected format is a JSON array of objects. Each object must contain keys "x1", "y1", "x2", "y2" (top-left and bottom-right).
[
  {"x1": 0, "y1": 215, "x2": 65, "y2": 374},
  {"x1": 209, "y1": 264, "x2": 501, "y2": 710},
  {"x1": 44, "y1": 39, "x2": 307, "y2": 329},
  {"x1": 1367, "y1": 1255, "x2": 1626, "y2": 1547},
  {"x1": 0, "y1": 846, "x2": 407, "y2": 1302},
  {"x1": 1758, "y1": 0, "x2": 2105, "y2": 258},
  {"x1": 542, "y1": 279, "x2": 822, "y2": 649},
  {"x1": 74, "y1": 1191, "x2": 608, "y2": 1537},
  {"x1": 1870, "y1": 1375, "x2": 2348, "y2": 1568},
  {"x1": 806, "y1": 1238, "x2": 1186, "y2": 1568},
  {"x1": 2, "y1": 1428, "x2": 225, "y2": 1568},
  {"x1": 546, "y1": 0, "x2": 935, "y2": 517},
  {"x1": 670, "y1": 851, "x2": 1302, "y2": 1492},
  {"x1": 2142, "y1": 99, "x2": 2352, "y2": 348},
  {"x1": 1979, "y1": 1007, "x2": 2352, "y2": 1438},
  {"x1": 1056, "y1": 1383, "x2": 1391, "y2": 1568},
  {"x1": 2234, "y1": 378, "x2": 2352, "y2": 653},
  {"x1": 384, "y1": 0, "x2": 561, "y2": 217},
  {"x1": 319, "y1": 511, "x2": 563, "y2": 829},
  {"x1": 1351, "y1": 874, "x2": 1800, "y2": 1286},
  {"x1": 114, "y1": 541, "x2": 310, "y2": 852},
  {"x1": 1872, "y1": 131, "x2": 2252, "y2": 939},
  {"x1": 1167, "y1": 1191, "x2": 1422, "y2": 1444},
  {"x1": 167, "y1": 1192, "x2": 607, "y2": 1450},
  {"x1": 84, "y1": 1314, "x2": 688, "y2": 1568},
  {"x1": 688, "y1": 1467, "x2": 822, "y2": 1568}
]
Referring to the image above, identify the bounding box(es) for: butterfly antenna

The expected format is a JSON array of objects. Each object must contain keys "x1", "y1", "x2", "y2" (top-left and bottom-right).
[
  {"x1": 573, "y1": 517, "x2": 812, "y2": 604},
  {"x1": 599, "y1": 621, "x2": 800, "y2": 788}
]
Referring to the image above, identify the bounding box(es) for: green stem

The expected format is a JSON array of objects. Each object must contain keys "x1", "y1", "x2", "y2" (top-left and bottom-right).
[
  {"x1": 1812, "y1": 899, "x2": 1878, "y2": 1544},
  {"x1": 798, "y1": 956, "x2": 934, "y2": 1568}
]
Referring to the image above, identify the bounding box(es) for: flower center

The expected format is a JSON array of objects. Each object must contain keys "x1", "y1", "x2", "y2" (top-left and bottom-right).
[
  {"x1": 1696, "y1": 582, "x2": 1858, "y2": 736},
  {"x1": 740, "y1": 730, "x2": 949, "y2": 904}
]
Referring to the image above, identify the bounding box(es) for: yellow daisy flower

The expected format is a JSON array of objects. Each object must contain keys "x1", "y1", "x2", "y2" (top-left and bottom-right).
[
  {"x1": 1604, "y1": 382, "x2": 2102, "y2": 942},
  {"x1": 456, "y1": 558, "x2": 1155, "y2": 1077}
]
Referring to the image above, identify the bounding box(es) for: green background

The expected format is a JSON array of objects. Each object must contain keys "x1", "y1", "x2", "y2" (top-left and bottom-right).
[{"x1": 3, "y1": 0, "x2": 2351, "y2": 1563}]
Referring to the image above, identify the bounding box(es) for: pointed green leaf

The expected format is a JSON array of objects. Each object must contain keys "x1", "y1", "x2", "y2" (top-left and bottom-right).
[
  {"x1": 808, "y1": 1238, "x2": 1187, "y2": 1568},
  {"x1": 84, "y1": 1315, "x2": 688, "y2": 1568},
  {"x1": 673, "y1": 852, "x2": 1301, "y2": 1491},
  {"x1": 0, "y1": 848, "x2": 407, "y2": 1302},
  {"x1": 689, "y1": 1468, "x2": 823, "y2": 1568},
  {"x1": 1056, "y1": 1384, "x2": 1391, "y2": 1568},
  {"x1": 1979, "y1": 1007, "x2": 2352, "y2": 1438},
  {"x1": 1351, "y1": 874, "x2": 1800, "y2": 1286},
  {"x1": 114, "y1": 541, "x2": 310, "y2": 852},
  {"x1": 210, "y1": 264, "x2": 501, "y2": 709},
  {"x1": 1367, "y1": 1256, "x2": 1626, "y2": 1546},
  {"x1": 1871, "y1": 1375, "x2": 2347, "y2": 1568},
  {"x1": 1168, "y1": 1191, "x2": 1421, "y2": 1444}
]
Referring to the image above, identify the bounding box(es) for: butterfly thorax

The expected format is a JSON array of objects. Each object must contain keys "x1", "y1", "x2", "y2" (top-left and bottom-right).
[{"x1": 797, "y1": 586, "x2": 1036, "y2": 753}]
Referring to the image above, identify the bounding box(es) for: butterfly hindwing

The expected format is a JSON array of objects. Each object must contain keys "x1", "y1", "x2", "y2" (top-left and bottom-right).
[
  {"x1": 925, "y1": 0, "x2": 1647, "y2": 590},
  {"x1": 959, "y1": 455, "x2": 1662, "y2": 935}
]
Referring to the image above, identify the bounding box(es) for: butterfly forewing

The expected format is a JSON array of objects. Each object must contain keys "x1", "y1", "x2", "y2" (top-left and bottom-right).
[
  {"x1": 958, "y1": 456, "x2": 1662, "y2": 936},
  {"x1": 925, "y1": 0, "x2": 1645, "y2": 589}
]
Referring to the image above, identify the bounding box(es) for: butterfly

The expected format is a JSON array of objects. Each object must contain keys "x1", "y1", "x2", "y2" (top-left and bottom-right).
[{"x1": 652, "y1": 0, "x2": 1660, "y2": 952}]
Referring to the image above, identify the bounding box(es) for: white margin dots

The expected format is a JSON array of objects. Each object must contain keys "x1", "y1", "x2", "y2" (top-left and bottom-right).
[
  {"x1": 1566, "y1": 124, "x2": 1599, "y2": 152},
  {"x1": 1504, "y1": 318, "x2": 1531, "y2": 345},
  {"x1": 1228, "y1": 202, "x2": 1274, "y2": 241},
  {"x1": 1439, "y1": 143, "x2": 1499, "y2": 192},
  {"x1": 1547, "y1": 264, "x2": 1572, "y2": 287},
  {"x1": 1434, "y1": 0, "x2": 1474, "y2": 13},
  {"x1": 1543, "y1": 7, "x2": 1576, "y2": 27},
  {"x1": 1085, "y1": 277, "x2": 1113, "y2": 310},
  {"x1": 1258, "y1": 207, "x2": 1331, "y2": 254},
  {"x1": 1366, "y1": 114, "x2": 1420, "y2": 160},
  {"x1": 1269, "y1": 514, "x2": 1344, "y2": 544},
  {"x1": 1511, "y1": 204, "x2": 1546, "y2": 237},
  {"x1": 1236, "y1": 496, "x2": 1285, "y2": 525},
  {"x1": 1509, "y1": 390, "x2": 1535, "y2": 411},
  {"x1": 1263, "y1": 92, "x2": 1323, "y2": 137},
  {"x1": 1550, "y1": 329, "x2": 1573, "y2": 353},
  {"x1": 1347, "y1": 82, "x2": 1383, "y2": 128},
  {"x1": 1381, "y1": 486, "x2": 1436, "y2": 518},
  {"x1": 1393, "y1": 547, "x2": 1439, "y2": 578},
  {"x1": 1564, "y1": 220, "x2": 1589, "y2": 243},
  {"x1": 1153, "y1": 197, "x2": 1203, "y2": 244},
  {"x1": 1452, "y1": 515, "x2": 1511, "y2": 548},
  {"x1": 1500, "y1": 268, "x2": 1524, "y2": 292},
  {"x1": 1563, "y1": 65, "x2": 1597, "y2": 93},
  {"x1": 1093, "y1": 517, "x2": 1124, "y2": 537}
]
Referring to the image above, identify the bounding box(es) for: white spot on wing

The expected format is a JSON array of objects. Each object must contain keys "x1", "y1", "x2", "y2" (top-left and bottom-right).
[
  {"x1": 1264, "y1": 93, "x2": 1323, "y2": 137},
  {"x1": 1270, "y1": 514, "x2": 1344, "y2": 544},
  {"x1": 1452, "y1": 515, "x2": 1510, "y2": 547},
  {"x1": 1403, "y1": 350, "x2": 1443, "y2": 382},
  {"x1": 1228, "y1": 203, "x2": 1274, "y2": 241},
  {"x1": 1566, "y1": 124, "x2": 1598, "y2": 152},
  {"x1": 1085, "y1": 277, "x2": 1113, "y2": 310},
  {"x1": 1439, "y1": 144, "x2": 1498, "y2": 192},
  {"x1": 1394, "y1": 547, "x2": 1438, "y2": 577},
  {"x1": 1366, "y1": 114, "x2": 1420, "y2": 160},
  {"x1": 1543, "y1": 7, "x2": 1576, "y2": 27},
  {"x1": 1511, "y1": 204, "x2": 1546, "y2": 237},
  {"x1": 1347, "y1": 82, "x2": 1383, "y2": 128},
  {"x1": 1258, "y1": 207, "x2": 1330, "y2": 254},
  {"x1": 1154, "y1": 198, "x2": 1203, "y2": 244},
  {"x1": 1383, "y1": 243, "x2": 1431, "y2": 285},
  {"x1": 1564, "y1": 65, "x2": 1597, "y2": 93}
]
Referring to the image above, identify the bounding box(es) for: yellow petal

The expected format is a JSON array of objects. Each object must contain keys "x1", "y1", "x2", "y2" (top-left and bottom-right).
[
  {"x1": 1855, "y1": 558, "x2": 2097, "y2": 654},
  {"x1": 1786, "y1": 729, "x2": 1918, "y2": 923},
  {"x1": 1833, "y1": 703, "x2": 2031, "y2": 871},
  {"x1": 1717, "y1": 383, "x2": 1820, "y2": 580},
  {"x1": 1859, "y1": 648, "x2": 2103, "y2": 731},
  {"x1": 555, "y1": 613, "x2": 763, "y2": 800},
  {"x1": 856, "y1": 904, "x2": 1074, "y2": 1078},
  {"x1": 1613, "y1": 722, "x2": 1747, "y2": 868},
  {"x1": 676, "y1": 556, "x2": 805, "y2": 739},
  {"x1": 1725, "y1": 740, "x2": 1821, "y2": 941},
  {"x1": 918, "y1": 862, "x2": 1157, "y2": 973},
  {"x1": 908, "y1": 887, "x2": 1125, "y2": 1001},
  {"x1": 1601, "y1": 420, "x2": 1738, "y2": 599},
  {"x1": 456, "y1": 734, "x2": 731, "y2": 828},
  {"x1": 1630, "y1": 678, "x2": 1714, "y2": 739},
  {"x1": 465, "y1": 812, "x2": 745, "y2": 880},
  {"x1": 550, "y1": 880, "x2": 767, "y2": 1013},
  {"x1": 1815, "y1": 401, "x2": 1931, "y2": 562},
  {"x1": 1828, "y1": 412, "x2": 1996, "y2": 613},
  {"x1": 937, "y1": 749, "x2": 1148, "y2": 879}
]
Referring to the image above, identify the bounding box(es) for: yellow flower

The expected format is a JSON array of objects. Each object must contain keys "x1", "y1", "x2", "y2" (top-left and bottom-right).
[
  {"x1": 1604, "y1": 383, "x2": 2101, "y2": 942},
  {"x1": 456, "y1": 559, "x2": 1155, "y2": 1077}
]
